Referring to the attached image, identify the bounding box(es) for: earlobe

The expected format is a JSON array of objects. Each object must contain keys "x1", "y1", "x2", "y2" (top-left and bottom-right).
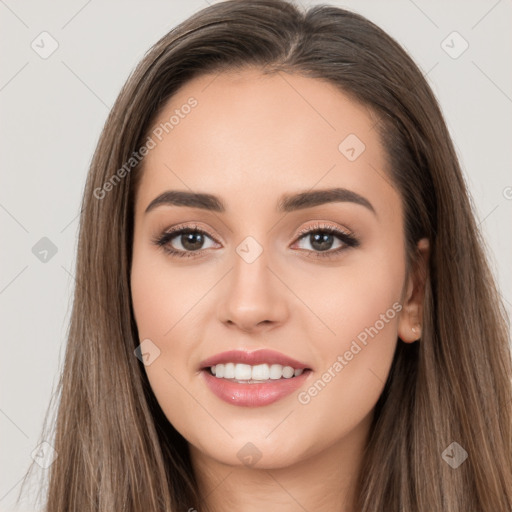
[
  {"x1": 397, "y1": 238, "x2": 430, "y2": 343},
  {"x1": 398, "y1": 303, "x2": 422, "y2": 343}
]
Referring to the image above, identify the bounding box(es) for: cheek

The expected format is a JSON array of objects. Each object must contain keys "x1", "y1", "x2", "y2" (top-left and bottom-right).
[
  {"x1": 130, "y1": 249, "x2": 201, "y2": 434},
  {"x1": 294, "y1": 248, "x2": 404, "y2": 439},
  {"x1": 300, "y1": 241, "x2": 404, "y2": 347},
  {"x1": 130, "y1": 243, "x2": 203, "y2": 339}
]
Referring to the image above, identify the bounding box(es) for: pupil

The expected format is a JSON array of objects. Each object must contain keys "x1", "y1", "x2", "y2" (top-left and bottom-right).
[
  {"x1": 182, "y1": 232, "x2": 203, "y2": 251},
  {"x1": 311, "y1": 233, "x2": 333, "y2": 251}
]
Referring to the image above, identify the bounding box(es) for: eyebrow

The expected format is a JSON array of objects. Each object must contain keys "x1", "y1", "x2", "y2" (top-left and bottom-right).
[{"x1": 144, "y1": 187, "x2": 376, "y2": 215}]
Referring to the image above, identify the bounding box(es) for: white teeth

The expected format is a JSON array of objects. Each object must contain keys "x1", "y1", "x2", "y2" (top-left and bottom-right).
[
  {"x1": 251, "y1": 364, "x2": 270, "y2": 380},
  {"x1": 215, "y1": 364, "x2": 225, "y2": 378},
  {"x1": 210, "y1": 363, "x2": 306, "y2": 381},
  {"x1": 234, "y1": 364, "x2": 252, "y2": 380},
  {"x1": 269, "y1": 364, "x2": 283, "y2": 379},
  {"x1": 224, "y1": 362, "x2": 235, "y2": 379},
  {"x1": 282, "y1": 366, "x2": 295, "y2": 378}
]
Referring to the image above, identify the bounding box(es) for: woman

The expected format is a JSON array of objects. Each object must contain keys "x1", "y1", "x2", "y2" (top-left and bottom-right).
[{"x1": 20, "y1": 0, "x2": 512, "y2": 510}]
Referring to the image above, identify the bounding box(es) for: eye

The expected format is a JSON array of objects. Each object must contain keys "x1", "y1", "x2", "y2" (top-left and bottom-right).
[
  {"x1": 292, "y1": 222, "x2": 359, "y2": 259},
  {"x1": 152, "y1": 224, "x2": 219, "y2": 259},
  {"x1": 152, "y1": 221, "x2": 359, "y2": 260}
]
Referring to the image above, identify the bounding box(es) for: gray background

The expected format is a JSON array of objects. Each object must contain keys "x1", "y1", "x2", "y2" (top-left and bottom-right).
[{"x1": 1, "y1": 1, "x2": 511, "y2": 510}]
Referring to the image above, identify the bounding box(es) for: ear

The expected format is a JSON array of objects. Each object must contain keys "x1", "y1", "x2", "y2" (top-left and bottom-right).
[{"x1": 398, "y1": 238, "x2": 430, "y2": 343}]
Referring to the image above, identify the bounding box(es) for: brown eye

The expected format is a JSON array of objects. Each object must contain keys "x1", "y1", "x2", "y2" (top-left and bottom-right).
[
  {"x1": 153, "y1": 225, "x2": 219, "y2": 258},
  {"x1": 293, "y1": 222, "x2": 359, "y2": 259}
]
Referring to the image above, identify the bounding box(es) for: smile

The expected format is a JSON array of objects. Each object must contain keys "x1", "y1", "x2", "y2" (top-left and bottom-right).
[{"x1": 210, "y1": 363, "x2": 305, "y2": 382}]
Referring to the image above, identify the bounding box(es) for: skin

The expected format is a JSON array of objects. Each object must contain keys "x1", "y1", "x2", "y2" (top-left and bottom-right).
[{"x1": 130, "y1": 67, "x2": 428, "y2": 512}]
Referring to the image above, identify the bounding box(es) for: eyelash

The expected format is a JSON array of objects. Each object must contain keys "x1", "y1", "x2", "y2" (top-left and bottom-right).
[{"x1": 152, "y1": 222, "x2": 359, "y2": 260}]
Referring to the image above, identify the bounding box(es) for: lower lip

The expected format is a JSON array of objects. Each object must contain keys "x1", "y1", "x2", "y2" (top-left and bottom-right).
[{"x1": 201, "y1": 369, "x2": 311, "y2": 407}]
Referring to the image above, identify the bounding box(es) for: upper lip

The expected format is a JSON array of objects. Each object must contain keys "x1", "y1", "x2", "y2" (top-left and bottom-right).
[{"x1": 199, "y1": 349, "x2": 311, "y2": 370}]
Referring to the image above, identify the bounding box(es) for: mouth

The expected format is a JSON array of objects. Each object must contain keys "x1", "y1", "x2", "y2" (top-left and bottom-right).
[{"x1": 198, "y1": 349, "x2": 313, "y2": 407}]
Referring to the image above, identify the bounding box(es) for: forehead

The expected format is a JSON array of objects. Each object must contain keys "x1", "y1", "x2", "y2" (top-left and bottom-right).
[{"x1": 136, "y1": 67, "x2": 397, "y2": 216}]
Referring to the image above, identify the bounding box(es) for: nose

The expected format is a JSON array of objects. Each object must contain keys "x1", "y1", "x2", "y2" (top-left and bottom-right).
[{"x1": 217, "y1": 249, "x2": 289, "y2": 333}]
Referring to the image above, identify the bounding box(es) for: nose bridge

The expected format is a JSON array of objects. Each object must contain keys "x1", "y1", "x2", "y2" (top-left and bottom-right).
[{"x1": 218, "y1": 234, "x2": 289, "y2": 331}]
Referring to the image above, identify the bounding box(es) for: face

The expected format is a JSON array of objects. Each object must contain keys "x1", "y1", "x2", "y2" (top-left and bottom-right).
[{"x1": 130, "y1": 68, "x2": 421, "y2": 470}]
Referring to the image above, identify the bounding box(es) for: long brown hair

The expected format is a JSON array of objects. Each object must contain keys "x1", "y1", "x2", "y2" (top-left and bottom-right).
[{"x1": 18, "y1": 1, "x2": 512, "y2": 510}]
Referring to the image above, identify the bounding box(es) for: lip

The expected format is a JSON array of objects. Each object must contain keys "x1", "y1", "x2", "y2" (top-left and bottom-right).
[
  {"x1": 201, "y1": 368, "x2": 312, "y2": 407},
  {"x1": 198, "y1": 349, "x2": 311, "y2": 371}
]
